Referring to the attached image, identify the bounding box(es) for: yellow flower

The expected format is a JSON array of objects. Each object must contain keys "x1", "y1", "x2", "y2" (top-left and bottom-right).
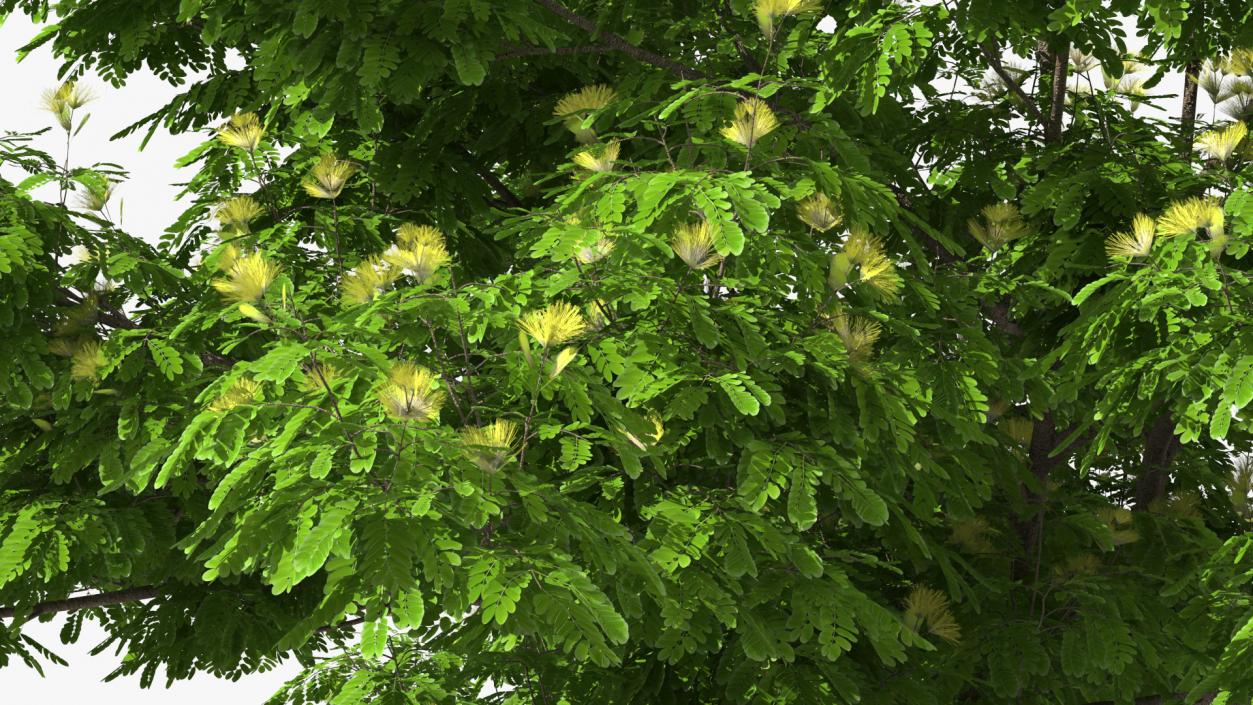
[
  {"x1": 1105, "y1": 213, "x2": 1156, "y2": 259},
  {"x1": 1156, "y1": 197, "x2": 1225, "y2": 238},
  {"x1": 753, "y1": 0, "x2": 821, "y2": 35},
  {"x1": 968, "y1": 202, "x2": 1031, "y2": 252},
  {"x1": 586, "y1": 300, "x2": 612, "y2": 331},
  {"x1": 518, "y1": 302, "x2": 587, "y2": 349},
  {"x1": 377, "y1": 362, "x2": 444, "y2": 422},
  {"x1": 857, "y1": 249, "x2": 902, "y2": 298},
  {"x1": 301, "y1": 363, "x2": 342, "y2": 394},
  {"x1": 574, "y1": 235, "x2": 615, "y2": 264},
  {"x1": 720, "y1": 97, "x2": 779, "y2": 148},
  {"x1": 796, "y1": 192, "x2": 842, "y2": 233},
  {"x1": 395, "y1": 223, "x2": 446, "y2": 249},
  {"x1": 216, "y1": 196, "x2": 264, "y2": 233},
  {"x1": 212, "y1": 251, "x2": 279, "y2": 303},
  {"x1": 572, "y1": 140, "x2": 620, "y2": 172},
  {"x1": 342, "y1": 255, "x2": 399, "y2": 304},
  {"x1": 384, "y1": 241, "x2": 450, "y2": 283},
  {"x1": 828, "y1": 226, "x2": 899, "y2": 297},
  {"x1": 903, "y1": 587, "x2": 961, "y2": 645},
  {"x1": 949, "y1": 517, "x2": 998, "y2": 555},
  {"x1": 460, "y1": 419, "x2": 521, "y2": 472},
  {"x1": 41, "y1": 81, "x2": 93, "y2": 130},
  {"x1": 671, "y1": 220, "x2": 724, "y2": 270},
  {"x1": 303, "y1": 153, "x2": 359, "y2": 199},
  {"x1": 1195, "y1": 121, "x2": 1248, "y2": 162},
  {"x1": 74, "y1": 181, "x2": 114, "y2": 212},
  {"x1": 207, "y1": 378, "x2": 263, "y2": 412},
  {"x1": 217, "y1": 112, "x2": 264, "y2": 151},
  {"x1": 70, "y1": 341, "x2": 104, "y2": 381},
  {"x1": 831, "y1": 310, "x2": 881, "y2": 363},
  {"x1": 553, "y1": 84, "x2": 617, "y2": 143}
]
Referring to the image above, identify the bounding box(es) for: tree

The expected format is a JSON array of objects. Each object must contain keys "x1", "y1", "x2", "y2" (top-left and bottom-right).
[{"x1": 2, "y1": 0, "x2": 1253, "y2": 702}]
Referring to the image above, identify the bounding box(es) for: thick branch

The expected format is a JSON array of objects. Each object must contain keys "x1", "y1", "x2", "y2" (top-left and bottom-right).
[
  {"x1": 0, "y1": 586, "x2": 160, "y2": 620},
  {"x1": 533, "y1": 0, "x2": 704, "y2": 79},
  {"x1": 496, "y1": 42, "x2": 623, "y2": 60},
  {"x1": 980, "y1": 43, "x2": 1043, "y2": 125},
  {"x1": 452, "y1": 145, "x2": 524, "y2": 209},
  {"x1": 1043, "y1": 40, "x2": 1070, "y2": 143},
  {"x1": 1181, "y1": 59, "x2": 1201, "y2": 156},
  {"x1": 1133, "y1": 412, "x2": 1180, "y2": 510}
]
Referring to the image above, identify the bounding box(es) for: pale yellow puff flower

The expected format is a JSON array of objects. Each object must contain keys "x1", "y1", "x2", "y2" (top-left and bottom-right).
[
  {"x1": 671, "y1": 220, "x2": 723, "y2": 270},
  {"x1": 216, "y1": 196, "x2": 265, "y2": 233},
  {"x1": 518, "y1": 302, "x2": 587, "y2": 349},
  {"x1": 74, "y1": 181, "x2": 114, "y2": 212},
  {"x1": 1195, "y1": 59, "x2": 1228, "y2": 103},
  {"x1": 213, "y1": 242, "x2": 240, "y2": 273},
  {"x1": 968, "y1": 202, "x2": 1031, "y2": 252},
  {"x1": 753, "y1": 0, "x2": 821, "y2": 35},
  {"x1": 572, "y1": 140, "x2": 619, "y2": 172},
  {"x1": 720, "y1": 97, "x2": 779, "y2": 148},
  {"x1": 217, "y1": 112, "x2": 264, "y2": 151},
  {"x1": 342, "y1": 255, "x2": 399, "y2": 304},
  {"x1": 301, "y1": 363, "x2": 342, "y2": 394},
  {"x1": 459, "y1": 419, "x2": 520, "y2": 473},
  {"x1": 574, "y1": 235, "x2": 615, "y2": 264},
  {"x1": 212, "y1": 251, "x2": 280, "y2": 303},
  {"x1": 303, "y1": 154, "x2": 359, "y2": 199},
  {"x1": 384, "y1": 241, "x2": 450, "y2": 283},
  {"x1": 1105, "y1": 213, "x2": 1156, "y2": 259},
  {"x1": 841, "y1": 225, "x2": 880, "y2": 263},
  {"x1": 70, "y1": 341, "x2": 105, "y2": 381},
  {"x1": 207, "y1": 378, "x2": 263, "y2": 412},
  {"x1": 1195, "y1": 121, "x2": 1248, "y2": 162},
  {"x1": 1156, "y1": 197, "x2": 1225, "y2": 238},
  {"x1": 903, "y1": 587, "x2": 961, "y2": 645},
  {"x1": 831, "y1": 311, "x2": 881, "y2": 363},
  {"x1": 585, "y1": 300, "x2": 611, "y2": 331},
  {"x1": 949, "y1": 517, "x2": 998, "y2": 555},
  {"x1": 858, "y1": 250, "x2": 902, "y2": 298},
  {"x1": 1069, "y1": 48, "x2": 1100, "y2": 74},
  {"x1": 41, "y1": 81, "x2": 93, "y2": 130},
  {"x1": 796, "y1": 192, "x2": 842, "y2": 233},
  {"x1": 1227, "y1": 48, "x2": 1253, "y2": 77},
  {"x1": 395, "y1": 223, "x2": 446, "y2": 249},
  {"x1": 554, "y1": 84, "x2": 617, "y2": 143},
  {"x1": 377, "y1": 362, "x2": 444, "y2": 422}
]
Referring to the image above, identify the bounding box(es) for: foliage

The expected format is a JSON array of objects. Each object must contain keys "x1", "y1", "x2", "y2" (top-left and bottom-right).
[{"x1": 2, "y1": 0, "x2": 1253, "y2": 703}]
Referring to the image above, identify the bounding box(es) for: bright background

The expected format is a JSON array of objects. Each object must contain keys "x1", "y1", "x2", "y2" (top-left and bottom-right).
[{"x1": 0, "y1": 11, "x2": 302, "y2": 702}]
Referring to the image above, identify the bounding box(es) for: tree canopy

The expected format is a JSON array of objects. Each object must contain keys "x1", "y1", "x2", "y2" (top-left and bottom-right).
[{"x1": 3, "y1": 0, "x2": 1253, "y2": 703}]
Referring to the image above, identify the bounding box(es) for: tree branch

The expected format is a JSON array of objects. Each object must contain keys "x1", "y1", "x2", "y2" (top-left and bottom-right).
[
  {"x1": 980, "y1": 43, "x2": 1043, "y2": 125},
  {"x1": 532, "y1": 0, "x2": 705, "y2": 79},
  {"x1": 0, "y1": 586, "x2": 160, "y2": 620},
  {"x1": 1133, "y1": 412, "x2": 1180, "y2": 510},
  {"x1": 452, "y1": 145, "x2": 525, "y2": 209},
  {"x1": 1043, "y1": 40, "x2": 1070, "y2": 143}
]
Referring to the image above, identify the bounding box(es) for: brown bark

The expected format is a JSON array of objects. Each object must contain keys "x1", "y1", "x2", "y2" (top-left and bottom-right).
[
  {"x1": 1133, "y1": 412, "x2": 1181, "y2": 510},
  {"x1": 1181, "y1": 58, "x2": 1201, "y2": 156},
  {"x1": 0, "y1": 586, "x2": 160, "y2": 620},
  {"x1": 1012, "y1": 412, "x2": 1068, "y2": 581},
  {"x1": 533, "y1": 0, "x2": 704, "y2": 79},
  {"x1": 1041, "y1": 40, "x2": 1070, "y2": 143}
]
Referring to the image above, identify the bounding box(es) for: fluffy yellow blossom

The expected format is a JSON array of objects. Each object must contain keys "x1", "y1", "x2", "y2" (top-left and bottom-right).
[
  {"x1": 217, "y1": 112, "x2": 264, "y2": 151},
  {"x1": 518, "y1": 302, "x2": 587, "y2": 349},
  {"x1": 303, "y1": 153, "x2": 358, "y2": 199},
  {"x1": 720, "y1": 97, "x2": 779, "y2": 148},
  {"x1": 212, "y1": 251, "x2": 279, "y2": 303},
  {"x1": 460, "y1": 419, "x2": 521, "y2": 472},
  {"x1": 671, "y1": 221, "x2": 724, "y2": 270},
  {"x1": 377, "y1": 362, "x2": 444, "y2": 422}
]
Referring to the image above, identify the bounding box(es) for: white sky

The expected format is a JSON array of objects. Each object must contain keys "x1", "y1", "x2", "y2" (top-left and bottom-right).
[{"x1": 0, "y1": 12, "x2": 302, "y2": 702}]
